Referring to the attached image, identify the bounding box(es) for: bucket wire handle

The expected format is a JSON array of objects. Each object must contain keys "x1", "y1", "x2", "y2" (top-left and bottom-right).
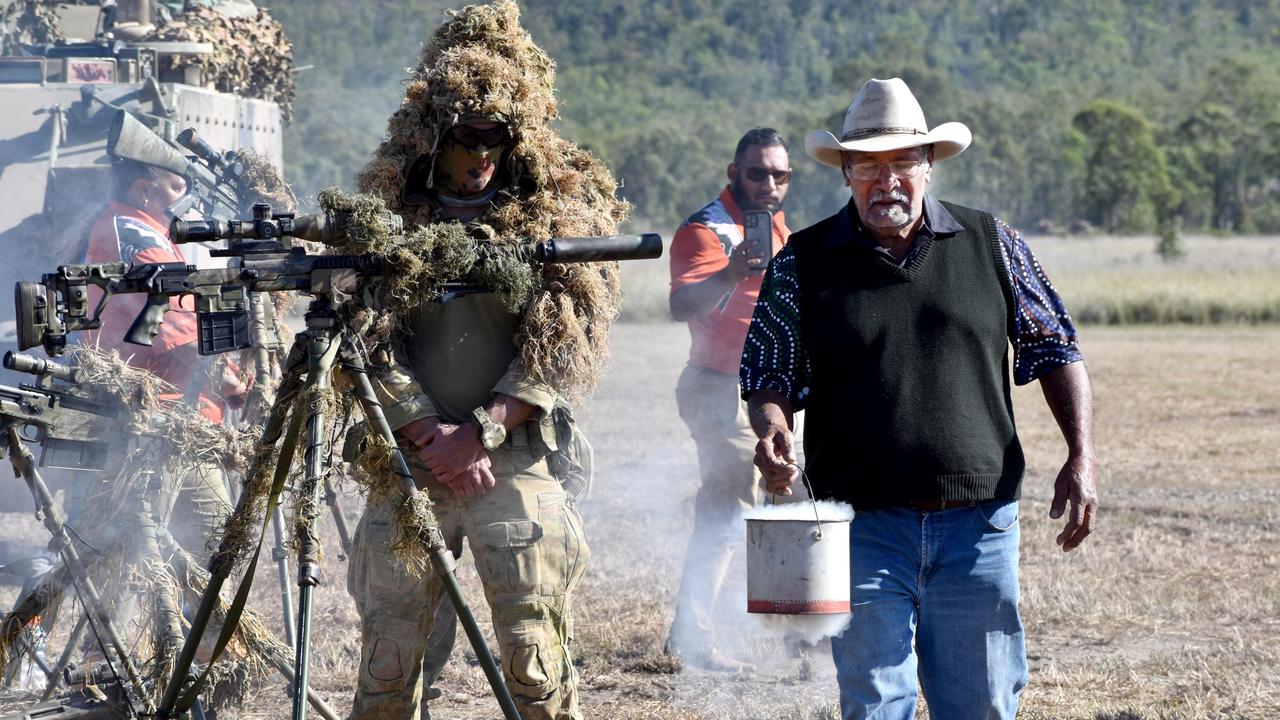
[{"x1": 774, "y1": 461, "x2": 822, "y2": 539}]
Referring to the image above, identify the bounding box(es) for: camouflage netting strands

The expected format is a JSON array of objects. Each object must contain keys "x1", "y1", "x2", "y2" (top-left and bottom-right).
[
  {"x1": 0, "y1": 0, "x2": 68, "y2": 54},
  {"x1": 356, "y1": 0, "x2": 626, "y2": 400},
  {"x1": 240, "y1": 150, "x2": 298, "y2": 215},
  {"x1": 0, "y1": 3, "x2": 295, "y2": 118},
  {"x1": 317, "y1": 188, "x2": 535, "y2": 314},
  {"x1": 145, "y1": 6, "x2": 296, "y2": 120},
  {"x1": 69, "y1": 345, "x2": 178, "y2": 425},
  {"x1": 351, "y1": 432, "x2": 444, "y2": 577},
  {"x1": 169, "y1": 547, "x2": 284, "y2": 711},
  {"x1": 211, "y1": 425, "x2": 278, "y2": 572},
  {"x1": 0, "y1": 568, "x2": 67, "y2": 671},
  {"x1": 69, "y1": 346, "x2": 254, "y2": 469}
]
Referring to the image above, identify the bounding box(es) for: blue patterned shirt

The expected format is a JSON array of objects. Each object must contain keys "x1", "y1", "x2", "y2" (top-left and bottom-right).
[{"x1": 740, "y1": 197, "x2": 1082, "y2": 408}]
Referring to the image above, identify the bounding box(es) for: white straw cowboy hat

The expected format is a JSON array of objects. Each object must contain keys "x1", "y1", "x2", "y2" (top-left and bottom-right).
[{"x1": 805, "y1": 77, "x2": 971, "y2": 169}]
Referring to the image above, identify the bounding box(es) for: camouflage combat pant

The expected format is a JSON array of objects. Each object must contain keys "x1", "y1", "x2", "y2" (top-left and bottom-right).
[{"x1": 347, "y1": 437, "x2": 590, "y2": 720}]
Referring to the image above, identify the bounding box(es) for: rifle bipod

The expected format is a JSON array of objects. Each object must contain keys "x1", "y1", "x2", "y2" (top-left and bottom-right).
[
  {"x1": 2, "y1": 423, "x2": 152, "y2": 716},
  {"x1": 1, "y1": 415, "x2": 341, "y2": 720},
  {"x1": 1, "y1": 427, "x2": 221, "y2": 720},
  {"x1": 155, "y1": 295, "x2": 524, "y2": 720}
]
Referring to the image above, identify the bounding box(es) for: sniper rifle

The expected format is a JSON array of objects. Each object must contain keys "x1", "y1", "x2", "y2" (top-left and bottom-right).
[
  {"x1": 13, "y1": 202, "x2": 663, "y2": 358},
  {"x1": 0, "y1": 351, "x2": 123, "y2": 473},
  {"x1": 107, "y1": 109, "x2": 257, "y2": 221}
]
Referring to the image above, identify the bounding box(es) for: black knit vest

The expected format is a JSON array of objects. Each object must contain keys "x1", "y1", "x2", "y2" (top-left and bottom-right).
[{"x1": 792, "y1": 201, "x2": 1025, "y2": 509}]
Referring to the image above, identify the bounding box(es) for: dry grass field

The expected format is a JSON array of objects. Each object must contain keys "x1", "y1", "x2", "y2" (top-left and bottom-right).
[
  {"x1": 618, "y1": 235, "x2": 1280, "y2": 324},
  {"x1": 3, "y1": 320, "x2": 1278, "y2": 719}
]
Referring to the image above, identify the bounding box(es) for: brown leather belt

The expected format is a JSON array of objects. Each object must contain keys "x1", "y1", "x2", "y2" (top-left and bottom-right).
[{"x1": 907, "y1": 499, "x2": 975, "y2": 512}]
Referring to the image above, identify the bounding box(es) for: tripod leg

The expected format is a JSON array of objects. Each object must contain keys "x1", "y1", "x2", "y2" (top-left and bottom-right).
[
  {"x1": 271, "y1": 506, "x2": 296, "y2": 647},
  {"x1": 5, "y1": 426, "x2": 152, "y2": 712},
  {"x1": 339, "y1": 343, "x2": 523, "y2": 720},
  {"x1": 156, "y1": 340, "x2": 309, "y2": 719},
  {"x1": 246, "y1": 291, "x2": 281, "y2": 420},
  {"x1": 156, "y1": 528, "x2": 342, "y2": 720},
  {"x1": 289, "y1": 316, "x2": 342, "y2": 720},
  {"x1": 322, "y1": 477, "x2": 353, "y2": 560},
  {"x1": 134, "y1": 474, "x2": 185, "y2": 705},
  {"x1": 41, "y1": 612, "x2": 87, "y2": 700}
]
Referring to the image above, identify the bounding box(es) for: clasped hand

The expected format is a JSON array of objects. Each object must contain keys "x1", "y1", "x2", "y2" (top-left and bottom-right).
[{"x1": 400, "y1": 416, "x2": 496, "y2": 498}]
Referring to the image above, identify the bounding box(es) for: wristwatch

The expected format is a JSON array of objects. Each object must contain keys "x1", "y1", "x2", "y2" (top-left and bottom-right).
[{"x1": 472, "y1": 405, "x2": 507, "y2": 450}]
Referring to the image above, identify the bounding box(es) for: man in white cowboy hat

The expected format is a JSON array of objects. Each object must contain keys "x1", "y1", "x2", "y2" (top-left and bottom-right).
[{"x1": 740, "y1": 77, "x2": 1099, "y2": 718}]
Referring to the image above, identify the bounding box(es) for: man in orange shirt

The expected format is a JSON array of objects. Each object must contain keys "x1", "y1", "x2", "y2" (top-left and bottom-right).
[
  {"x1": 667, "y1": 128, "x2": 793, "y2": 671},
  {"x1": 82, "y1": 159, "x2": 236, "y2": 555}
]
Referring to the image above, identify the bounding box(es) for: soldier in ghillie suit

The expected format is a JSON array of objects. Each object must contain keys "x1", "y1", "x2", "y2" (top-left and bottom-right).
[{"x1": 345, "y1": 2, "x2": 625, "y2": 718}]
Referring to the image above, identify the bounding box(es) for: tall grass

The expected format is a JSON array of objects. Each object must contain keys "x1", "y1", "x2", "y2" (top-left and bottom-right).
[
  {"x1": 618, "y1": 235, "x2": 1280, "y2": 325},
  {"x1": 1036, "y1": 235, "x2": 1280, "y2": 325}
]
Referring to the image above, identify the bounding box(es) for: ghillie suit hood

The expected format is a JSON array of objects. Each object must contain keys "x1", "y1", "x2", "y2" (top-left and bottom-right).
[{"x1": 355, "y1": 0, "x2": 627, "y2": 400}]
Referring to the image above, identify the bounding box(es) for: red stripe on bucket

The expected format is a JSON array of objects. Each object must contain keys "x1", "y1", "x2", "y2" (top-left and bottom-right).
[{"x1": 747, "y1": 600, "x2": 851, "y2": 614}]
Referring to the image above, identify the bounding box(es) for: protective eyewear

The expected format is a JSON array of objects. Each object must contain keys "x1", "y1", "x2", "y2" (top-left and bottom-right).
[
  {"x1": 743, "y1": 167, "x2": 793, "y2": 185},
  {"x1": 449, "y1": 124, "x2": 511, "y2": 149},
  {"x1": 847, "y1": 158, "x2": 928, "y2": 182}
]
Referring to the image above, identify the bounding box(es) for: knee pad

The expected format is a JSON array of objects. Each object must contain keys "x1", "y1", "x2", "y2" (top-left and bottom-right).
[
  {"x1": 359, "y1": 618, "x2": 420, "y2": 694},
  {"x1": 498, "y1": 617, "x2": 570, "y2": 701}
]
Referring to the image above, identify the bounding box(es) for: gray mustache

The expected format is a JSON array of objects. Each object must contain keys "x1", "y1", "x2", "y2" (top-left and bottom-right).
[{"x1": 870, "y1": 190, "x2": 909, "y2": 204}]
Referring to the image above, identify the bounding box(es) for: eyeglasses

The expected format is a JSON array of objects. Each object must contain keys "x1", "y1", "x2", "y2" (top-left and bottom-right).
[
  {"x1": 846, "y1": 157, "x2": 929, "y2": 182},
  {"x1": 449, "y1": 124, "x2": 511, "y2": 149},
  {"x1": 742, "y1": 167, "x2": 793, "y2": 185}
]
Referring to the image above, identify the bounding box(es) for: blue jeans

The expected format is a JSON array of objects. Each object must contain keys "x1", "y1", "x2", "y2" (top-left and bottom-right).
[{"x1": 831, "y1": 501, "x2": 1027, "y2": 720}]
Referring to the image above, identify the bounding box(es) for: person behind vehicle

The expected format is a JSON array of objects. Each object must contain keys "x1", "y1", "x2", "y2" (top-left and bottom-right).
[
  {"x1": 345, "y1": 2, "x2": 626, "y2": 718},
  {"x1": 742, "y1": 77, "x2": 1099, "y2": 719},
  {"x1": 665, "y1": 128, "x2": 794, "y2": 672},
  {"x1": 81, "y1": 158, "x2": 237, "y2": 556}
]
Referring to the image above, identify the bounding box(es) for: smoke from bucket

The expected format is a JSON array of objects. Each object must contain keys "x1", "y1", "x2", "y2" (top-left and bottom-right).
[
  {"x1": 744, "y1": 499, "x2": 854, "y2": 641},
  {"x1": 743, "y1": 499, "x2": 855, "y2": 523}
]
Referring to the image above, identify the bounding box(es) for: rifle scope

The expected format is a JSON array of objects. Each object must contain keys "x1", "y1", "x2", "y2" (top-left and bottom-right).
[
  {"x1": 171, "y1": 202, "x2": 293, "y2": 245},
  {"x1": 176, "y1": 128, "x2": 243, "y2": 178},
  {"x1": 4, "y1": 351, "x2": 76, "y2": 383}
]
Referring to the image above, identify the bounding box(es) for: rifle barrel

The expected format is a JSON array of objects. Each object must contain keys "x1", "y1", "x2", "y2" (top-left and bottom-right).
[{"x1": 535, "y1": 233, "x2": 664, "y2": 263}]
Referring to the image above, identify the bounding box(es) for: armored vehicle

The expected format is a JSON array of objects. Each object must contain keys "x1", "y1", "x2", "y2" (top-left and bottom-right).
[{"x1": 0, "y1": 0, "x2": 285, "y2": 511}]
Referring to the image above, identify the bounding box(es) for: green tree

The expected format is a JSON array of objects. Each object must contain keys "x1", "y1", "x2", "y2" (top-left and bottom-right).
[
  {"x1": 1072, "y1": 101, "x2": 1176, "y2": 233},
  {"x1": 257, "y1": 0, "x2": 1280, "y2": 234}
]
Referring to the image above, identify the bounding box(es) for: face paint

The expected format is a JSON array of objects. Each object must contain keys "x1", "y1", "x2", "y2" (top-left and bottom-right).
[{"x1": 432, "y1": 124, "x2": 510, "y2": 197}]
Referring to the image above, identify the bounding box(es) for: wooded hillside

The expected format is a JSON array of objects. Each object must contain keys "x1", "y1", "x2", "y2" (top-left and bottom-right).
[{"x1": 268, "y1": 0, "x2": 1280, "y2": 234}]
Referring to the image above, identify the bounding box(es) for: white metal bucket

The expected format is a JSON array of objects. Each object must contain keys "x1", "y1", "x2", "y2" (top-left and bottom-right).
[{"x1": 745, "y1": 498, "x2": 853, "y2": 615}]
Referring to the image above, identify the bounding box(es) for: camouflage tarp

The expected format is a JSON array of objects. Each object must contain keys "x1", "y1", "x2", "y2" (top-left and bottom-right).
[{"x1": 0, "y1": 1, "x2": 295, "y2": 119}]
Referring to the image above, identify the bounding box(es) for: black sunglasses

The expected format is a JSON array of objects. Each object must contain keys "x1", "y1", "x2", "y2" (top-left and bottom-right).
[
  {"x1": 449, "y1": 124, "x2": 511, "y2": 149},
  {"x1": 743, "y1": 167, "x2": 793, "y2": 185}
]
